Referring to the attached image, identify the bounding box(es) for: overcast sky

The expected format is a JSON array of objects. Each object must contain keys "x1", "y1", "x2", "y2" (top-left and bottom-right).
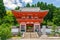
[{"x1": 3, "y1": 0, "x2": 60, "y2": 10}]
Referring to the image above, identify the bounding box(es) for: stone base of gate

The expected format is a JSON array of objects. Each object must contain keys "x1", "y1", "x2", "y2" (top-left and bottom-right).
[{"x1": 40, "y1": 35, "x2": 48, "y2": 38}]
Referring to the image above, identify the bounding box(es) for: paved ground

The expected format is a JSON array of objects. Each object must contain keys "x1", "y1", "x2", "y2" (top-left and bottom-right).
[
  {"x1": 20, "y1": 39, "x2": 60, "y2": 40},
  {"x1": 7, "y1": 32, "x2": 60, "y2": 40},
  {"x1": 8, "y1": 37, "x2": 60, "y2": 40}
]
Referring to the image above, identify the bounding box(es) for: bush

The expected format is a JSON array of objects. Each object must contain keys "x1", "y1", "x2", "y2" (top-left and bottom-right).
[
  {"x1": 18, "y1": 32, "x2": 22, "y2": 37},
  {"x1": 0, "y1": 23, "x2": 12, "y2": 40},
  {"x1": 47, "y1": 21, "x2": 53, "y2": 26}
]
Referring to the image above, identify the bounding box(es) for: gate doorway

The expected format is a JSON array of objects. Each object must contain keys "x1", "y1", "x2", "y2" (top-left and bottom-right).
[{"x1": 26, "y1": 24, "x2": 34, "y2": 32}]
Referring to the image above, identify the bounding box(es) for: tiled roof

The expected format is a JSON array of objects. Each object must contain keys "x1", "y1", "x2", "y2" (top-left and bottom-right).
[
  {"x1": 19, "y1": 7, "x2": 40, "y2": 12},
  {"x1": 12, "y1": 7, "x2": 49, "y2": 12}
]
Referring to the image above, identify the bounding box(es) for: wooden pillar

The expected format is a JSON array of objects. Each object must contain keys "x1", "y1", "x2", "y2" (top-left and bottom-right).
[
  {"x1": 25, "y1": 24, "x2": 26, "y2": 32},
  {"x1": 20, "y1": 23, "x2": 26, "y2": 32},
  {"x1": 20, "y1": 24, "x2": 21, "y2": 32},
  {"x1": 38, "y1": 24, "x2": 40, "y2": 32},
  {"x1": 34, "y1": 23, "x2": 40, "y2": 32},
  {"x1": 34, "y1": 24, "x2": 35, "y2": 32}
]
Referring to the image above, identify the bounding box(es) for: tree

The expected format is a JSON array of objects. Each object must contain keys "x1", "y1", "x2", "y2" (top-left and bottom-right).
[
  {"x1": 37, "y1": 2, "x2": 40, "y2": 7},
  {"x1": 26, "y1": 3, "x2": 30, "y2": 7},
  {"x1": 0, "y1": 0, "x2": 6, "y2": 18},
  {"x1": 3, "y1": 15, "x2": 14, "y2": 25},
  {"x1": 15, "y1": 6, "x2": 20, "y2": 10},
  {"x1": 53, "y1": 8, "x2": 60, "y2": 26},
  {"x1": 0, "y1": 0, "x2": 6, "y2": 25},
  {"x1": 31, "y1": 4, "x2": 35, "y2": 7},
  {"x1": 35, "y1": 4, "x2": 37, "y2": 7},
  {"x1": 5, "y1": 10, "x2": 18, "y2": 26},
  {"x1": 44, "y1": 4, "x2": 57, "y2": 26}
]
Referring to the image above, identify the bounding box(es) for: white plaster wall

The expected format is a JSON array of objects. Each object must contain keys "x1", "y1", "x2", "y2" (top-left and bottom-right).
[{"x1": 11, "y1": 28, "x2": 19, "y2": 32}]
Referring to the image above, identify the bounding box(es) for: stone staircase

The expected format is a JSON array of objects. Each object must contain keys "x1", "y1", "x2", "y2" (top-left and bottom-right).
[{"x1": 22, "y1": 32, "x2": 39, "y2": 38}]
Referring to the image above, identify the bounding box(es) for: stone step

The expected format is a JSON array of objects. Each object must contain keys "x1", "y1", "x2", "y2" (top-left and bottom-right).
[
  {"x1": 22, "y1": 32, "x2": 39, "y2": 38},
  {"x1": 30, "y1": 32, "x2": 39, "y2": 38}
]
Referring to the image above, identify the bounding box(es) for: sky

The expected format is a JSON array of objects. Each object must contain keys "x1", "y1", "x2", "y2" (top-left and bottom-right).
[{"x1": 3, "y1": 0, "x2": 60, "y2": 10}]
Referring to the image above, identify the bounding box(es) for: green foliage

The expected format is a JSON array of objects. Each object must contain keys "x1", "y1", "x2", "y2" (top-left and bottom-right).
[
  {"x1": 15, "y1": 6, "x2": 20, "y2": 10},
  {"x1": 0, "y1": 14, "x2": 14, "y2": 25},
  {"x1": 53, "y1": 8, "x2": 60, "y2": 26},
  {"x1": 4, "y1": 15, "x2": 14, "y2": 23},
  {"x1": 6, "y1": 10, "x2": 18, "y2": 25},
  {"x1": 51, "y1": 25, "x2": 56, "y2": 36},
  {"x1": 53, "y1": 17, "x2": 60, "y2": 26},
  {"x1": 47, "y1": 21, "x2": 53, "y2": 26},
  {"x1": 0, "y1": 23, "x2": 12, "y2": 40},
  {"x1": 52, "y1": 24, "x2": 60, "y2": 36},
  {"x1": 26, "y1": 3, "x2": 30, "y2": 7},
  {"x1": 0, "y1": 0, "x2": 6, "y2": 18},
  {"x1": 52, "y1": 25, "x2": 57, "y2": 31},
  {"x1": 27, "y1": 26, "x2": 32, "y2": 30},
  {"x1": 18, "y1": 32, "x2": 22, "y2": 37},
  {"x1": 31, "y1": 4, "x2": 35, "y2": 7},
  {"x1": 0, "y1": 10, "x2": 18, "y2": 39}
]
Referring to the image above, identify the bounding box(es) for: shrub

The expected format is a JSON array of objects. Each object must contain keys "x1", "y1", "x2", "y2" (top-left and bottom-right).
[{"x1": 0, "y1": 23, "x2": 12, "y2": 40}]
